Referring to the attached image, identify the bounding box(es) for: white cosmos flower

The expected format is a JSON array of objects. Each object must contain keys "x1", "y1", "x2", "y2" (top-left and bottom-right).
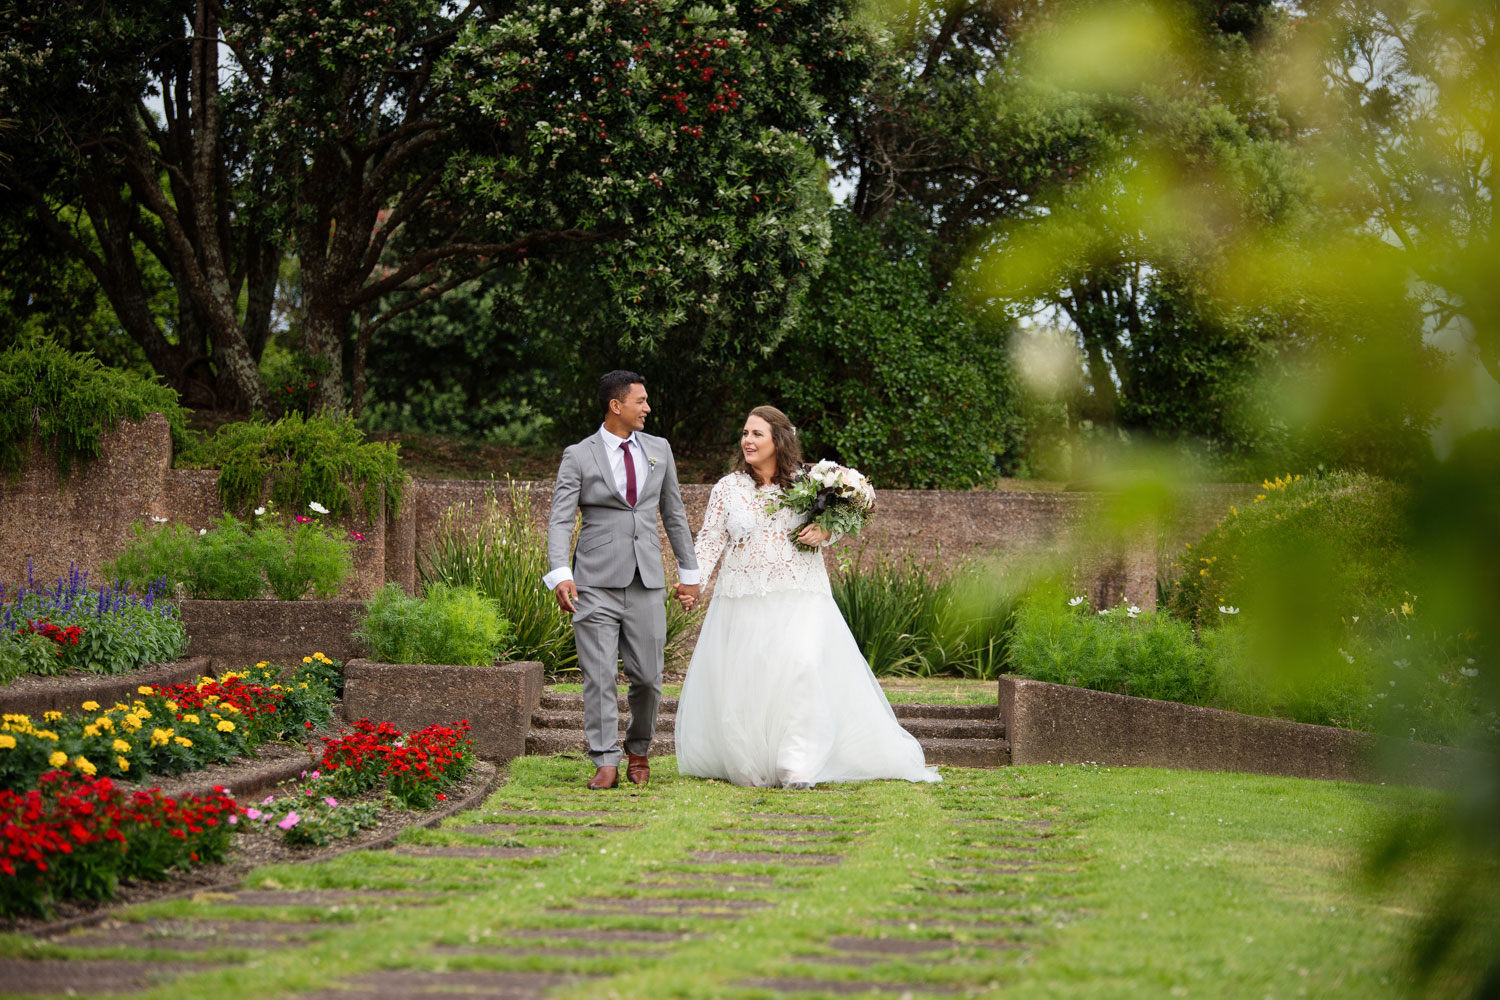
[
  {"x1": 1127, "y1": 605, "x2": 1142, "y2": 615},
  {"x1": 1068, "y1": 596, "x2": 1086, "y2": 607},
  {"x1": 150, "y1": 515, "x2": 169, "y2": 523},
  {"x1": 1097, "y1": 609, "x2": 1111, "y2": 616},
  {"x1": 1460, "y1": 667, "x2": 1479, "y2": 678},
  {"x1": 1218, "y1": 605, "x2": 1240, "y2": 615},
  {"x1": 308, "y1": 501, "x2": 329, "y2": 515},
  {"x1": 254, "y1": 506, "x2": 266, "y2": 516},
  {"x1": 199, "y1": 528, "x2": 208, "y2": 535}
]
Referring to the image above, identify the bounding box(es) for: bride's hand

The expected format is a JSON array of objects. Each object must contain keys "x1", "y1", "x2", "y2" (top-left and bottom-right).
[{"x1": 795, "y1": 524, "x2": 830, "y2": 546}]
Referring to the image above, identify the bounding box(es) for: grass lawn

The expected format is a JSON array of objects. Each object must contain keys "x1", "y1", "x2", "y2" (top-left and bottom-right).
[{"x1": 4, "y1": 758, "x2": 1474, "y2": 999}]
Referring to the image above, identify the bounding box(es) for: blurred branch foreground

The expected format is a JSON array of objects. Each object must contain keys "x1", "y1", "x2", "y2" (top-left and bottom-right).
[{"x1": 899, "y1": 0, "x2": 1498, "y2": 991}]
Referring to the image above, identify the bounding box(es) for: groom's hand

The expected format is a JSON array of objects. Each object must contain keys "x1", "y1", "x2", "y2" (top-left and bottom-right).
[
  {"x1": 674, "y1": 583, "x2": 700, "y2": 611},
  {"x1": 556, "y1": 580, "x2": 578, "y2": 614}
]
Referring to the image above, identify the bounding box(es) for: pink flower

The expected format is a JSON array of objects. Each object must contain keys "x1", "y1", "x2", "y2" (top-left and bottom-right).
[
  {"x1": 228, "y1": 813, "x2": 239, "y2": 825},
  {"x1": 261, "y1": 795, "x2": 275, "y2": 805},
  {"x1": 348, "y1": 531, "x2": 366, "y2": 542},
  {"x1": 278, "y1": 811, "x2": 301, "y2": 830},
  {"x1": 246, "y1": 808, "x2": 262, "y2": 820},
  {"x1": 295, "y1": 515, "x2": 312, "y2": 523},
  {"x1": 324, "y1": 796, "x2": 339, "y2": 807}
]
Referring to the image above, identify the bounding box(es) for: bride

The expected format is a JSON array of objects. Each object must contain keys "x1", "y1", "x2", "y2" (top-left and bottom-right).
[{"x1": 673, "y1": 405, "x2": 941, "y2": 789}]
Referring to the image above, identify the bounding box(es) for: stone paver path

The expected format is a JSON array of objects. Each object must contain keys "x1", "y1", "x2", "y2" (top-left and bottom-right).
[{"x1": 6, "y1": 758, "x2": 1080, "y2": 998}]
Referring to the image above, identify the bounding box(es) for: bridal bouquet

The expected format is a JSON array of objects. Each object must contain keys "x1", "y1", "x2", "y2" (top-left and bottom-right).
[{"x1": 776, "y1": 459, "x2": 877, "y2": 551}]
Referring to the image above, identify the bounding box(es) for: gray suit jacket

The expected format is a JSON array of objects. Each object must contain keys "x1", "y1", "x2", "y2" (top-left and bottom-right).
[{"x1": 547, "y1": 431, "x2": 698, "y2": 590}]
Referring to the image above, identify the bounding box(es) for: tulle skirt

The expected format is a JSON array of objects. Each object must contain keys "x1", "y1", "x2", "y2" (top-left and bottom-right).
[{"x1": 675, "y1": 590, "x2": 941, "y2": 788}]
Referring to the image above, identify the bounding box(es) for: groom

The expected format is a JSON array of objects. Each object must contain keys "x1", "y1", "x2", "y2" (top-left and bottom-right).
[{"x1": 544, "y1": 371, "x2": 700, "y2": 790}]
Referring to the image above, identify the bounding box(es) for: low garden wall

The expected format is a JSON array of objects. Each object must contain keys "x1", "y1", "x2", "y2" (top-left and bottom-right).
[
  {"x1": 341, "y1": 659, "x2": 545, "y2": 762},
  {"x1": 0, "y1": 657, "x2": 209, "y2": 718},
  {"x1": 998, "y1": 675, "x2": 1478, "y2": 789},
  {"x1": 1, "y1": 413, "x2": 1256, "y2": 612},
  {"x1": 180, "y1": 599, "x2": 366, "y2": 667}
]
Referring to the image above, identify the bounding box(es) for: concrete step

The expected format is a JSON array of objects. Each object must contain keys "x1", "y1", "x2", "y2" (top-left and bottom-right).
[
  {"x1": 919, "y1": 737, "x2": 1011, "y2": 768},
  {"x1": 539, "y1": 691, "x2": 999, "y2": 722},
  {"x1": 531, "y1": 708, "x2": 678, "y2": 733},
  {"x1": 540, "y1": 692, "x2": 681, "y2": 714},
  {"x1": 525, "y1": 728, "x2": 676, "y2": 757},
  {"x1": 895, "y1": 717, "x2": 1006, "y2": 740}
]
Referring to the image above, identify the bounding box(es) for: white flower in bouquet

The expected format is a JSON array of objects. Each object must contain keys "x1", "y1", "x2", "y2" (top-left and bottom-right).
[{"x1": 772, "y1": 460, "x2": 877, "y2": 551}]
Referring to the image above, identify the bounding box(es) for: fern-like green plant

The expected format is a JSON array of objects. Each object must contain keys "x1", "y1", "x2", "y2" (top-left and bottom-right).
[
  {"x1": 0, "y1": 335, "x2": 189, "y2": 481},
  {"x1": 355, "y1": 582, "x2": 513, "y2": 667},
  {"x1": 189, "y1": 411, "x2": 406, "y2": 522}
]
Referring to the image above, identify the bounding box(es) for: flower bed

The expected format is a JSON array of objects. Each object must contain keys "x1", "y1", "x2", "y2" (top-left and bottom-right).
[
  {"x1": 0, "y1": 564, "x2": 187, "y2": 682},
  {"x1": 0, "y1": 657, "x2": 339, "y2": 792},
  {"x1": 0, "y1": 770, "x2": 238, "y2": 918},
  {"x1": 315, "y1": 718, "x2": 474, "y2": 809}
]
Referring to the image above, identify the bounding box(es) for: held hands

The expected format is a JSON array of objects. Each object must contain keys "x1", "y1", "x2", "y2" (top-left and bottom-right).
[
  {"x1": 794, "y1": 523, "x2": 831, "y2": 547},
  {"x1": 555, "y1": 580, "x2": 579, "y2": 614},
  {"x1": 674, "y1": 582, "x2": 701, "y2": 612}
]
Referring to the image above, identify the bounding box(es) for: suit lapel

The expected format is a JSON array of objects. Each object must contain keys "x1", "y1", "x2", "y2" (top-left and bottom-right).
[{"x1": 588, "y1": 433, "x2": 629, "y2": 509}]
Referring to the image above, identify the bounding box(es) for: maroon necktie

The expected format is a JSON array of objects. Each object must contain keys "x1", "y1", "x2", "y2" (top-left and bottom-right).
[{"x1": 620, "y1": 439, "x2": 637, "y2": 507}]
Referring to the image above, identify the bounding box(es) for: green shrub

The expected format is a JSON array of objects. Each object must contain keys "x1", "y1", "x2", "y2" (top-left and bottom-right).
[
  {"x1": 419, "y1": 481, "x2": 701, "y2": 674},
  {"x1": 831, "y1": 553, "x2": 1014, "y2": 679},
  {"x1": 1006, "y1": 586, "x2": 1211, "y2": 704},
  {"x1": 183, "y1": 514, "x2": 269, "y2": 600},
  {"x1": 355, "y1": 582, "x2": 513, "y2": 667},
  {"x1": 101, "y1": 521, "x2": 195, "y2": 595},
  {"x1": 259, "y1": 520, "x2": 354, "y2": 601},
  {"x1": 103, "y1": 513, "x2": 354, "y2": 601},
  {"x1": 0, "y1": 334, "x2": 189, "y2": 481},
  {"x1": 1167, "y1": 470, "x2": 1412, "y2": 629},
  {"x1": 189, "y1": 411, "x2": 407, "y2": 522}
]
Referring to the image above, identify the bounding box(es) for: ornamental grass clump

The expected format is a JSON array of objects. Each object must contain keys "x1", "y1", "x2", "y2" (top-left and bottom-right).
[
  {"x1": 355, "y1": 582, "x2": 513, "y2": 667},
  {"x1": 419, "y1": 480, "x2": 700, "y2": 673},
  {"x1": 0, "y1": 563, "x2": 186, "y2": 682}
]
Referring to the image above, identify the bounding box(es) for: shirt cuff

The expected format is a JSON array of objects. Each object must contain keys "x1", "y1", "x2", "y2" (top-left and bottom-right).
[
  {"x1": 677, "y1": 567, "x2": 701, "y2": 586},
  {"x1": 542, "y1": 567, "x2": 573, "y2": 590}
]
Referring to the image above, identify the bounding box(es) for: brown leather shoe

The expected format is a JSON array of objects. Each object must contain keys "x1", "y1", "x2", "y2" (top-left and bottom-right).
[
  {"x1": 625, "y1": 753, "x2": 650, "y2": 787},
  {"x1": 587, "y1": 765, "x2": 619, "y2": 790}
]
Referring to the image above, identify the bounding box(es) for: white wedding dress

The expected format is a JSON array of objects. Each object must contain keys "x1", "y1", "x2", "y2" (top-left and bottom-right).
[{"x1": 675, "y1": 471, "x2": 941, "y2": 788}]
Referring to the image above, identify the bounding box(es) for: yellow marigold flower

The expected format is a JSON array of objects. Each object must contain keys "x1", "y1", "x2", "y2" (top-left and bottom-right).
[
  {"x1": 174, "y1": 736, "x2": 193, "y2": 748},
  {"x1": 80, "y1": 700, "x2": 100, "y2": 712},
  {"x1": 2, "y1": 714, "x2": 28, "y2": 724},
  {"x1": 313, "y1": 652, "x2": 327, "y2": 661},
  {"x1": 49, "y1": 751, "x2": 68, "y2": 768},
  {"x1": 217, "y1": 720, "x2": 235, "y2": 733},
  {"x1": 112, "y1": 738, "x2": 131, "y2": 753},
  {"x1": 134, "y1": 706, "x2": 152, "y2": 719},
  {"x1": 0, "y1": 735, "x2": 15, "y2": 750},
  {"x1": 151, "y1": 728, "x2": 173, "y2": 746},
  {"x1": 82, "y1": 724, "x2": 101, "y2": 738},
  {"x1": 74, "y1": 756, "x2": 97, "y2": 776},
  {"x1": 302, "y1": 656, "x2": 312, "y2": 664},
  {"x1": 181, "y1": 714, "x2": 200, "y2": 726},
  {"x1": 112, "y1": 702, "x2": 128, "y2": 712},
  {"x1": 123, "y1": 714, "x2": 143, "y2": 731},
  {"x1": 35, "y1": 730, "x2": 59, "y2": 741},
  {"x1": 165, "y1": 700, "x2": 179, "y2": 712},
  {"x1": 255, "y1": 662, "x2": 268, "y2": 668},
  {"x1": 116, "y1": 756, "x2": 130, "y2": 772},
  {"x1": 138, "y1": 685, "x2": 154, "y2": 695},
  {"x1": 95, "y1": 716, "x2": 114, "y2": 732},
  {"x1": 43, "y1": 711, "x2": 62, "y2": 722}
]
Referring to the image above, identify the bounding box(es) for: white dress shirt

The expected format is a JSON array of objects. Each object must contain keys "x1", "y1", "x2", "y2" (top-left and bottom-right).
[{"x1": 543, "y1": 426, "x2": 701, "y2": 590}]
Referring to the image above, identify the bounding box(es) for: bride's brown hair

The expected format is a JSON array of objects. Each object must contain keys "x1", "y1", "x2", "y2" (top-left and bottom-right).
[{"x1": 735, "y1": 405, "x2": 803, "y2": 489}]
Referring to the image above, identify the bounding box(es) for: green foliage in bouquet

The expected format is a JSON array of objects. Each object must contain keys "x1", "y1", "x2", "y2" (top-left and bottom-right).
[
  {"x1": 355, "y1": 582, "x2": 513, "y2": 667},
  {"x1": 776, "y1": 460, "x2": 876, "y2": 551}
]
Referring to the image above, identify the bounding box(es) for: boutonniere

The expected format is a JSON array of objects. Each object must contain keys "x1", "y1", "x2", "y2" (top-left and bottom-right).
[{"x1": 648, "y1": 456, "x2": 659, "y2": 470}]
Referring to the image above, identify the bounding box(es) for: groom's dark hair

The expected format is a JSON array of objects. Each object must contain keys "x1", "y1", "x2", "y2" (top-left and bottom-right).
[{"x1": 598, "y1": 370, "x2": 646, "y2": 415}]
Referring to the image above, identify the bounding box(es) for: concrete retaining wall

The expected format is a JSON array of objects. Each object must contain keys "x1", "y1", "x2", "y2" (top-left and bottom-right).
[
  {"x1": 998, "y1": 674, "x2": 1478, "y2": 789},
  {"x1": 180, "y1": 599, "x2": 366, "y2": 667},
  {"x1": 342, "y1": 659, "x2": 545, "y2": 763},
  {"x1": 0, "y1": 657, "x2": 210, "y2": 718}
]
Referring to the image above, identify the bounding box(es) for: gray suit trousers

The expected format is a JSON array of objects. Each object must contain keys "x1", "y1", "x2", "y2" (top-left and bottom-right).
[{"x1": 574, "y1": 572, "x2": 666, "y2": 767}]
